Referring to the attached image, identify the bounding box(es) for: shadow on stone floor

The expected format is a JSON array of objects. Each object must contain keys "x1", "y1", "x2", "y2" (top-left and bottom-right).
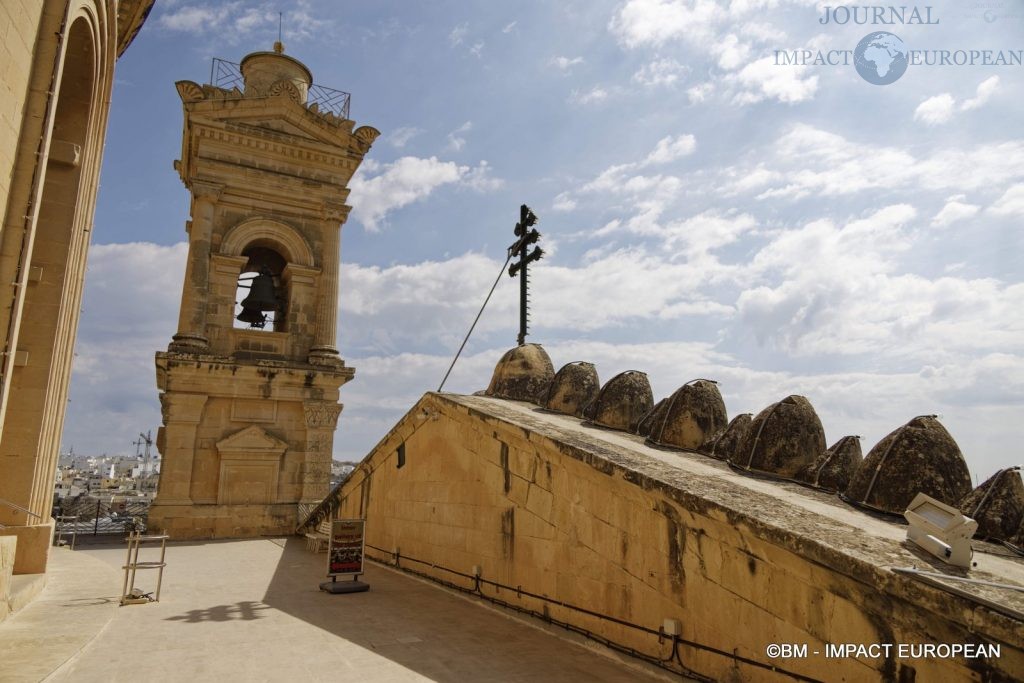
[
  {"x1": 165, "y1": 600, "x2": 271, "y2": 623},
  {"x1": 258, "y1": 536, "x2": 655, "y2": 683}
]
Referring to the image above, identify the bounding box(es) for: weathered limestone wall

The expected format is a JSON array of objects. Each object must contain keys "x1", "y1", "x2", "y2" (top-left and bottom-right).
[
  {"x1": 0, "y1": 1, "x2": 123, "y2": 576},
  {"x1": 0, "y1": 535, "x2": 15, "y2": 622},
  {"x1": 0, "y1": 0, "x2": 45, "y2": 209},
  {"x1": 328, "y1": 393, "x2": 1022, "y2": 682},
  {"x1": 149, "y1": 356, "x2": 347, "y2": 539}
]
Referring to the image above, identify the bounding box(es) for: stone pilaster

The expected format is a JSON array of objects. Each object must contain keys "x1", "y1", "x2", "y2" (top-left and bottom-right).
[
  {"x1": 153, "y1": 392, "x2": 208, "y2": 504},
  {"x1": 170, "y1": 181, "x2": 223, "y2": 351},
  {"x1": 302, "y1": 401, "x2": 342, "y2": 503}
]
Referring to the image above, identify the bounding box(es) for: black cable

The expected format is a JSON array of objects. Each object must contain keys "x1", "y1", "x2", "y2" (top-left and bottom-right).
[{"x1": 438, "y1": 253, "x2": 513, "y2": 392}]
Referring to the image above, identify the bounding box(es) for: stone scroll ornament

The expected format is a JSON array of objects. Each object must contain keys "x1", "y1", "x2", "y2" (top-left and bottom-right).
[{"x1": 269, "y1": 79, "x2": 301, "y2": 103}]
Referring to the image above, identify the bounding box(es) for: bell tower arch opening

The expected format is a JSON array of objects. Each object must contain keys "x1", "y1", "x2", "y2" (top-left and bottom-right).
[{"x1": 234, "y1": 245, "x2": 287, "y2": 332}]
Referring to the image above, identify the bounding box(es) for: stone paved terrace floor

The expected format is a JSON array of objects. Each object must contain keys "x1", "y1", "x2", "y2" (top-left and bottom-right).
[{"x1": 0, "y1": 538, "x2": 676, "y2": 683}]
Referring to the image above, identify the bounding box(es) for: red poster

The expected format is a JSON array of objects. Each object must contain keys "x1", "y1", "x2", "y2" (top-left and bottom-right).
[{"x1": 328, "y1": 519, "x2": 365, "y2": 577}]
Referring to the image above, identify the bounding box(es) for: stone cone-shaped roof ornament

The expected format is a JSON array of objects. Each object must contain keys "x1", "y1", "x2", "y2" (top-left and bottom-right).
[
  {"x1": 704, "y1": 413, "x2": 753, "y2": 460},
  {"x1": 959, "y1": 466, "x2": 1024, "y2": 542},
  {"x1": 485, "y1": 344, "x2": 554, "y2": 402},
  {"x1": 844, "y1": 415, "x2": 972, "y2": 515},
  {"x1": 646, "y1": 379, "x2": 728, "y2": 451},
  {"x1": 637, "y1": 397, "x2": 668, "y2": 438},
  {"x1": 734, "y1": 395, "x2": 826, "y2": 478},
  {"x1": 539, "y1": 361, "x2": 600, "y2": 417},
  {"x1": 796, "y1": 435, "x2": 863, "y2": 493},
  {"x1": 583, "y1": 370, "x2": 653, "y2": 432}
]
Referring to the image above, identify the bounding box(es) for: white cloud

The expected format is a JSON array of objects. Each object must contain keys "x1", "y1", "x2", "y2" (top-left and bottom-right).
[
  {"x1": 687, "y1": 82, "x2": 714, "y2": 103},
  {"x1": 449, "y1": 22, "x2": 468, "y2": 46},
  {"x1": 552, "y1": 192, "x2": 577, "y2": 212},
  {"x1": 569, "y1": 86, "x2": 609, "y2": 105},
  {"x1": 732, "y1": 204, "x2": 1024, "y2": 363},
  {"x1": 64, "y1": 243, "x2": 188, "y2": 456},
  {"x1": 988, "y1": 183, "x2": 1024, "y2": 217},
  {"x1": 931, "y1": 196, "x2": 979, "y2": 227},
  {"x1": 386, "y1": 126, "x2": 422, "y2": 148},
  {"x1": 720, "y1": 165, "x2": 781, "y2": 195},
  {"x1": 348, "y1": 156, "x2": 469, "y2": 232},
  {"x1": 502, "y1": 21, "x2": 517, "y2": 34},
  {"x1": 156, "y1": 2, "x2": 328, "y2": 41},
  {"x1": 462, "y1": 160, "x2": 504, "y2": 192},
  {"x1": 714, "y1": 33, "x2": 751, "y2": 70},
  {"x1": 447, "y1": 120, "x2": 473, "y2": 151},
  {"x1": 470, "y1": 41, "x2": 485, "y2": 58},
  {"x1": 736, "y1": 125, "x2": 1024, "y2": 200},
  {"x1": 609, "y1": 0, "x2": 723, "y2": 48},
  {"x1": 581, "y1": 134, "x2": 696, "y2": 195},
  {"x1": 914, "y1": 77, "x2": 1001, "y2": 126},
  {"x1": 157, "y1": 5, "x2": 230, "y2": 32},
  {"x1": 961, "y1": 76, "x2": 999, "y2": 111},
  {"x1": 611, "y1": 1, "x2": 819, "y2": 105},
  {"x1": 550, "y1": 56, "x2": 584, "y2": 72},
  {"x1": 914, "y1": 93, "x2": 955, "y2": 125},
  {"x1": 632, "y1": 58, "x2": 688, "y2": 87},
  {"x1": 643, "y1": 134, "x2": 697, "y2": 165},
  {"x1": 728, "y1": 57, "x2": 818, "y2": 105},
  {"x1": 233, "y1": 7, "x2": 275, "y2": 34}
]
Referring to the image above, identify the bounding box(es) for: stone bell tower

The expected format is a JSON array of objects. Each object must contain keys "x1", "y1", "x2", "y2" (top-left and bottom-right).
[{"x1": 149, "y1": 44, "x2": 378, "y2": 539}]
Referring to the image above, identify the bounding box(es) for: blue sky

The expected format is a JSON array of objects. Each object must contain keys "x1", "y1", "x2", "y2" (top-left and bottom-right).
[{"x1": 64, "y1": 0, "x2": 1024, "y2": 483}]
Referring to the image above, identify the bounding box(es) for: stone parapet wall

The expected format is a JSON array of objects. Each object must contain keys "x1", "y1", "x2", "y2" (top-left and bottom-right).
[
  {"x1": 0, "y1": 520, "x2": 53, "y2": 575},
  {"x1": 323, "y1": 393, "x2": 1023, "y2": 682}
]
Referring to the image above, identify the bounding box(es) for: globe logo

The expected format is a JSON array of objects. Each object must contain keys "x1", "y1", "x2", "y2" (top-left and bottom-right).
[{"x1": 854, "y1": 32, "x2": 909, "y2": 85}]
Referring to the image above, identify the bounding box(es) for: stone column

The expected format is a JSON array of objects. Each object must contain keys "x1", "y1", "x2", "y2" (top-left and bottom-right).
[
  {"x1": 170, "y1": 181, "x2": 223, "y2": 352},
  {"x1": 300, "y1": 401, "x2": 342, "y2": 508},
  {"x1": 308, "y1": 202, "x2": 349, "y2": 365}
]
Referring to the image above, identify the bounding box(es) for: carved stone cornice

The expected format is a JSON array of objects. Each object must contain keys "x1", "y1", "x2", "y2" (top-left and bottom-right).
[
  {"x1": 321, "y1": 201, "x2": 351, "y2": 222},
  {"x1": 303, "y1": 402, "x2": 343, "y2": 429},
  {"x1": 193, "y1": 124, "x2": 359, "y2": 172},
  {"x1": 161, "y1": 393, "x2": 209, "y2": 424},
  {"x1": 191, "y1": 180, "x2": 224, "y2": 202},
  {"x1": 117, "y1": 0, "x2": 155, "y2": 58}
]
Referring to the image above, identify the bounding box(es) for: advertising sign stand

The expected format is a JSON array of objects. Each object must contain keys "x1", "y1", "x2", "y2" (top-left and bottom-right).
[{"x1": 319, "y1": 518, "x2": 370, "y2": 594}]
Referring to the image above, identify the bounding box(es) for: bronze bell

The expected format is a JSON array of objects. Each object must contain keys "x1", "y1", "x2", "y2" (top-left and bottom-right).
[
  {"x1": 240, "y1": 269, "x2": 278, "y2": 311},
  {"x1": 236, "y1": 307, "x2": 267, "y2": 327},
  {"x1": 236, "y1": 268, "x2": 278, "y2": 327}
]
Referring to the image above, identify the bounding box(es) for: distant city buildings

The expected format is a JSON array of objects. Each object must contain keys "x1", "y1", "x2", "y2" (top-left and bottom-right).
[{"x1": 53, "y1": 449, "x2": 161, "y2": 506}]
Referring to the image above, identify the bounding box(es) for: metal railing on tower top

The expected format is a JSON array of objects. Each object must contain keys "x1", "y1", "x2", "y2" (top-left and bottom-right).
[{"x1": 208, "y1": 58, "x2": 352, "y2": 120}]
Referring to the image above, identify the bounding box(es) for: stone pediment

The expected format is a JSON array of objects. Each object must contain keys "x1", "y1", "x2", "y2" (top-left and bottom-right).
[
  {"x1": 176, "y1": 80, "x2": 364, "y2": 149},
  {"x1": 216, "y1": 425, "x2": 288, "y2": 455}
]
